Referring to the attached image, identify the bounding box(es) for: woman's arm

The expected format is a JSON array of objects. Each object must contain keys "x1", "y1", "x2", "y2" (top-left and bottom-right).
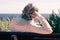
[
  {"x1": 29, "y1": 11, "x2": 53, "y2": 34},
  {"x1": 36, "y1": 14, "x2": 53, "y2": 34}
]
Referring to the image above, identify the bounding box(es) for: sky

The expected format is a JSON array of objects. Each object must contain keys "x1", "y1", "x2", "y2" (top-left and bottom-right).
[{"x1": 0, "y1": 0, "x2": 60, "y2": 14}]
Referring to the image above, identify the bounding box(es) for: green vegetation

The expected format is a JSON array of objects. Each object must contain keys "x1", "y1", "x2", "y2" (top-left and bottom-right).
[
  {"x1": 0, "y1": 17, "x2": 11, "y2": 32},
  {"x1": 47, "y1": 10, "x2": 60, "y2": 33}
]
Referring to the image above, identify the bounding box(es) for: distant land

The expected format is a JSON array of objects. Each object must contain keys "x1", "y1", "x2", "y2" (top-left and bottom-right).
[{"x1": 0, "y1": 13, "x2": 60, "y2": 19}]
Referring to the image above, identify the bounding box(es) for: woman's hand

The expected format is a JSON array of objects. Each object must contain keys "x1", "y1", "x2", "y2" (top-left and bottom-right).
[{"x1": 29, "y1": 11, "x2": 39, "y2": 19}]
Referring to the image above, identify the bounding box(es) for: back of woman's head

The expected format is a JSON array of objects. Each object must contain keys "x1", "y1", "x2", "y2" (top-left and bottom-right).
[{"x1": 22, "y1": 3, "x2": 38, "y2": 21}]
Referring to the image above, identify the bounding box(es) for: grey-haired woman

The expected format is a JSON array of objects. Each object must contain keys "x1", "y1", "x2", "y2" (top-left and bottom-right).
[{"x1": 9, "y1": 3, "x2": 53, "y2": 34}]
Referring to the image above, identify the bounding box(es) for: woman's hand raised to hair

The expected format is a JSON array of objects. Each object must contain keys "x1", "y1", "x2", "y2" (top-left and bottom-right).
[{"x1": 29, "y1": 11, "x2": 39, "y2": 19}]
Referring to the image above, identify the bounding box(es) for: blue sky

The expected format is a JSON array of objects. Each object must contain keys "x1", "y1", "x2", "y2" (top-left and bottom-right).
[{"x1": 0, "y1": 0, "x2": 60, "y2": 14}]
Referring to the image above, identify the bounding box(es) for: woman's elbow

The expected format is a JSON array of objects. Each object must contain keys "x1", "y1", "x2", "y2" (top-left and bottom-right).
[{"x1": 45, "y1": 29, "x2": 53, "y2": 34}]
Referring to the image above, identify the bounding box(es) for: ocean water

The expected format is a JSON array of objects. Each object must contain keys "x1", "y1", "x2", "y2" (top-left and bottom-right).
[
  {"x1": 0, "y1": 13, "x2": 54, "y2": 19},
  {"x1": 0, "y1": 14, "x2": 21, "y2": 18}
]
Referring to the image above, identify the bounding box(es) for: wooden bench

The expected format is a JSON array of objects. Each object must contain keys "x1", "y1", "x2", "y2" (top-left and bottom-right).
[{"x1": 0, "y1": 32, "x2": 60, "y2": 40}]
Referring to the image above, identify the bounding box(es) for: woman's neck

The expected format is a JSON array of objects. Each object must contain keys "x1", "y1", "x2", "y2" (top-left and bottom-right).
[{"x1": 22, "y1": 17, "x2": 34, "y2": 24}]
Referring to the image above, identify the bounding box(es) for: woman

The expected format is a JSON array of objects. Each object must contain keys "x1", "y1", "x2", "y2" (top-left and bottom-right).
[{"x1": 9, "y1": 3, "x2": 53, "y2": 34}]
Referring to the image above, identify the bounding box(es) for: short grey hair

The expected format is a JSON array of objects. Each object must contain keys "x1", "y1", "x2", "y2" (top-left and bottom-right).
[{"x1": 22, "y1": 3, "x2": 38, "y2": 21}]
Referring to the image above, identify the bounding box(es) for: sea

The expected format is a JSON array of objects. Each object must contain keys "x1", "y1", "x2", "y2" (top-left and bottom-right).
[{"x1": 0, "y1": 13, "x2": 59, "y2": 19}]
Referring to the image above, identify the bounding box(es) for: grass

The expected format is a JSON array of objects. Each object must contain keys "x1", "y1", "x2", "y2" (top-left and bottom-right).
[{"x1": 0, "y1": 18, "x2": 11, "y2": 32}]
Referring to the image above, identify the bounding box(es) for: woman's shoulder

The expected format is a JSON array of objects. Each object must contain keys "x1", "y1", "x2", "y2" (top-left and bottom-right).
[
  {"x1": 10, "y1": 14, "x2": 21, "y2": 22},
  {"x1": 12, "y1": 16, "x2": 23, "y2": 22}
]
